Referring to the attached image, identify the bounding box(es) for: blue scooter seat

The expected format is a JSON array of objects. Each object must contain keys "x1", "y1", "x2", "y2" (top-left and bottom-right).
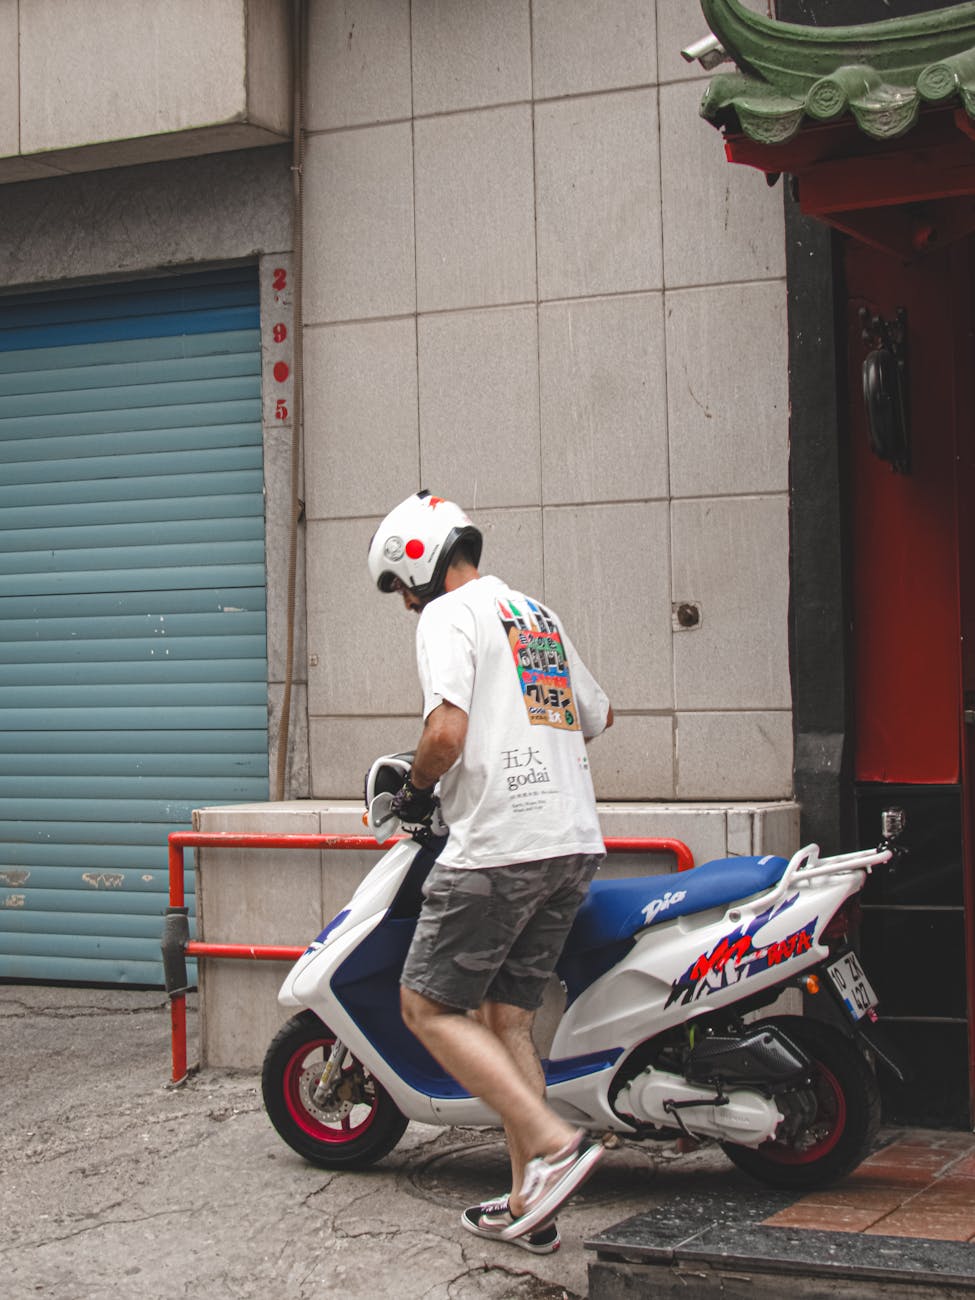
[{"x1": 565, "y1": 855, "x2": 789, "y2": 954}]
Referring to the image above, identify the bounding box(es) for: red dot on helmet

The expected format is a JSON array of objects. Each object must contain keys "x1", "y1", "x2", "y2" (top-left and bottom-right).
[{"x1": 405, "y1": 539, "x2": 425, "y2": 560}]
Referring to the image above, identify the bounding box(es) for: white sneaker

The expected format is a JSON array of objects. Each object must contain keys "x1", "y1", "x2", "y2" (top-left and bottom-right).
[
  {"x1": 461, "y1": 1197, "x2": 560, "y2": 1254},
  {"x1": 499, "y1": 1133, "x2": 604, "y2": 1241}
]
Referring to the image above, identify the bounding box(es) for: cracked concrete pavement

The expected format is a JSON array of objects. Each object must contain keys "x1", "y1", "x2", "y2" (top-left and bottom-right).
[{"x1": 1, "y1": 984, "x2": 732, "y2": 1300}]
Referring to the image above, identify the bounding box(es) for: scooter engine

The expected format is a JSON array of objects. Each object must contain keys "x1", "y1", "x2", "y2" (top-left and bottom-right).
[
  {"x1": 615, "y1": 1068, "x2": 784, "y2": 1147},
  {"x1": 614, "y1": 1024, "x2": 811, "y2": 1147}
]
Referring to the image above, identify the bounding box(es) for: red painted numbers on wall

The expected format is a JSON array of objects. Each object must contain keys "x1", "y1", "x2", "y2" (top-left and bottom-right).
[{"x1": 270, "y1": 265, "x2": 290, "y2": 422}]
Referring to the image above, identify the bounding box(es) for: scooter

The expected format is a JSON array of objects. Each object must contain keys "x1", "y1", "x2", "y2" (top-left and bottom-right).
[{"x1": 262, "y1": 754, "x2": 906, "y2": 1191}]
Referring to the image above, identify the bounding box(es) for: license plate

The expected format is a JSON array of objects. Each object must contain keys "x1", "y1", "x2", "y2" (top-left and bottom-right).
[{"x1": 826, "y1": 951, "x2": 878, "y2": 1022}]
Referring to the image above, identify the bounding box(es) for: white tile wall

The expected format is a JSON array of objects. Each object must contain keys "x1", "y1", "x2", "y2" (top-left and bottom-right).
[
  {"x1": 655, "y1": 0, "x2": 714, "y2": 85},
  {"x1": 305, "y1": 0, "x2": 412, "y2": 130},
  {"x1": 303, "y1": 319, "x2": 420, "y2": 520},
  {"x1": 666, "y1": 281, "x2": 789, "y2": 498},
  {"x1": 755, "y1": 803, "x2": 803, "y2": 858},
  {"x1": 418, "y1": 307, "x2": 540, "y2": 509},
  {"x1": 414, "y1": 107, "x2": 536, "y2": 313},
  {"x1": 412, "y1": 0, "x2": 531, "y2": 115},
  {"x1": 300, "y1": 0, "x2": 793, "y2": 808},
  {"x1": 597, "y1": 802, "x2": 730, "y2": 868},
  {"x1": 302, "y1": 124, "x2": 415, "y2": 323},
  {"x1": 0, "y1": 0, "x2": 19, "y2": 159},
  {"x1": 677, "y1": 710, "x2": 794, "y2": 800},
  {"x1": 588, "y1": 713, "x2": 675, "y2": 801},
  {"x1": 472, "y1": 508, "x2": 546, "y2": 601},
  {"x1": 310, "y1": 716, "x2": 423, "y2": 798},
  {"x1": 535, "y1": 90, "x2": 663, "y2": 301},
  {"x1": 20, "y1": 0, "x2": 249, "y2": 152},
  {"x1": 543, "y1": 502, "x2": 673, "y2": 712},
  {"x1": 671, "y1": 495, "x2": 791, "y2": 711},
  {"x1": 531, "y1": 0, "x2": 657, "y2": 99},
  {"x1": 539, "y1": 293, "x2": 668, "y2": 505}
]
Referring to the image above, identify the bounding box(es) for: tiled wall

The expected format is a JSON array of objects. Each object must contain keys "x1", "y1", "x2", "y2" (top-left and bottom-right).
[{"x1": 301, "y1": 0, "x2": 792, "y2": 805}]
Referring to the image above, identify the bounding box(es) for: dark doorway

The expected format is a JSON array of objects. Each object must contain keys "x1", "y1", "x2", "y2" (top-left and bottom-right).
[{"x1": 842, "y1": 235, "x2": 974, "y2": 1127}]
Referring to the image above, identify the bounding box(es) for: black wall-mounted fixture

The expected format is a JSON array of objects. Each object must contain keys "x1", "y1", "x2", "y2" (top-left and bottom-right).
[{"x1": 859, "y1": 307, "x2": 911, "y2": 475}]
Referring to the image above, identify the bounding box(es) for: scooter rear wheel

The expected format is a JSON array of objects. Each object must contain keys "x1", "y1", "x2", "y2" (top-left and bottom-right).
[
  {"x1": 262, "y1": 1009, "x2": 408, "y2": 1169},
  {"x1": 719, "y1": 1015, "x2": 880, "y2": 1190}
]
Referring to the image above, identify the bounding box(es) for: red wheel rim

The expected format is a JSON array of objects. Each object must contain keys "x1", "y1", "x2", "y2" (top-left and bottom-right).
[
  {"x1": 282, "y1": 1036, "x2": 379, "y2": 1144},
  {"x1": 759, "y1": 1059, "x2": 847, "y2": 1165}
]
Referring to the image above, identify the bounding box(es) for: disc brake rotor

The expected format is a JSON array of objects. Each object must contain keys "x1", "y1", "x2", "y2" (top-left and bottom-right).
[
  {"x1": 777, "y1": 1080, "x2": 835, "y2": 1150},
  {"x1": 300, "y1": 1061, "x2": 372, "y2": 1122}
]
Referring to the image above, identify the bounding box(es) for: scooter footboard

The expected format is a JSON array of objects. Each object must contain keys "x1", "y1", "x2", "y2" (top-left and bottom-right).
[{"x1": 542, "y1": 1050, "x2": 633, "y2": 1133}]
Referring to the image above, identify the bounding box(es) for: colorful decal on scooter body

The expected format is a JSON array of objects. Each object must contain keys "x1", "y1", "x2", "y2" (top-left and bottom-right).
[{"x1": 665, "y1": 894, "x2": 819, "y2": 1008}]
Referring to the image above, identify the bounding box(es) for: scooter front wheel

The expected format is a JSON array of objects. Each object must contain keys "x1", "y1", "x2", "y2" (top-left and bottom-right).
[
  {"x1": 262, "y1": 1009, "x2": 408, "y2": 1169},
  {"x1": 719, "y1": 1015, "x2": 880, "y2": 1191}
]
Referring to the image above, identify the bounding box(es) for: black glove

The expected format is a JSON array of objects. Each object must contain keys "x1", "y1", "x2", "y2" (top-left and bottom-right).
[{"x1": 390, "y1": 773, "x2": 437, "y2": 826}]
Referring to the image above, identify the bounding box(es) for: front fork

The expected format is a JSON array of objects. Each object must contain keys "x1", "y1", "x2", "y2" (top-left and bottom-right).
[{"x1": 312, "y1": 1037, "x2": 348, "y2": 1106}]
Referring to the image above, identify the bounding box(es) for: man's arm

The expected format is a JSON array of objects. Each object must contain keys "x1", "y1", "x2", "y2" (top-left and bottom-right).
[{"x1": 410, "y1": 700, "x2": 469, "y2": 789}]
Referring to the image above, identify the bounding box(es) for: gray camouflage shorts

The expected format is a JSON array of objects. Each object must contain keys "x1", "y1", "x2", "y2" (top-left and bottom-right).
[{"x1": 400, "y1": 852, "x2": 602, "y2": 1012}]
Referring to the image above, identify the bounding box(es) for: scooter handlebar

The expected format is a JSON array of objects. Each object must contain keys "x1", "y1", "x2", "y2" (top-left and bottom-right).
[{"x1": 364, "y1": 790, "x2": 448, "y2": 845}]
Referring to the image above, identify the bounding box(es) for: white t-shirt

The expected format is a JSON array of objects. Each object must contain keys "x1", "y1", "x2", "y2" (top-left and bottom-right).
[{"x1": 415, "y1": 575, "x2": 610, "y2": 869}]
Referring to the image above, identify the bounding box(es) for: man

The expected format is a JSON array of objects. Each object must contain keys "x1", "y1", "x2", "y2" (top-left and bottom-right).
[{"x1": 367, "y1": 490, "x2": 614, "y2": 1251}]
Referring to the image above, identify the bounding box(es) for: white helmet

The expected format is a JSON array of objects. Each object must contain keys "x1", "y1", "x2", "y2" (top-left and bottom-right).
[{"x1": 368, "y1": 490, "x2": 482, "y2": 600}]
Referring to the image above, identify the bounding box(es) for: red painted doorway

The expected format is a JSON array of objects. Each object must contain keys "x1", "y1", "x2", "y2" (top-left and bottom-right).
[{"x1": 845, "y1": 234, "x2": 975, "y2": 1128}]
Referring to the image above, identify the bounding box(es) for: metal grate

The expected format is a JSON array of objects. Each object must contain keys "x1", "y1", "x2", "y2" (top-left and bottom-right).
[{"x1": 0, "y1": 267, "x2": 269, "y2": 984}]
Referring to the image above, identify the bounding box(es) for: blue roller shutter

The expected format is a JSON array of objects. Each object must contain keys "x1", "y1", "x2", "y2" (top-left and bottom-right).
[{"x1": 0, "y1": 267, "x2": 269, "y2": 985}]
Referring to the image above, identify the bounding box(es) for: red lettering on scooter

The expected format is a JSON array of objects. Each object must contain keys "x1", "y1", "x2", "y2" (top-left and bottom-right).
[
  {"x1": 690, "y1": 935, "x2": 752, "y2": 981},
  {"x1": 765, "y1": 926, "x2": 813, "y2": 967}
]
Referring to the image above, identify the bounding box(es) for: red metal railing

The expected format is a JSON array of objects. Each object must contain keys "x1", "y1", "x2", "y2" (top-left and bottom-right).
[{"x1": 165, "y1": 831, "x2": 694, "y2": 1084}]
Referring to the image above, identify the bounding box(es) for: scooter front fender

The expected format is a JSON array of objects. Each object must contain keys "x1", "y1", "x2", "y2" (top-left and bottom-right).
[
  {"x1": 279, "y1": 911, "x2": 387, "y2": 1008},
  {"x1": 277, "y1": 838, "x2": 422, "y2": 1008}
]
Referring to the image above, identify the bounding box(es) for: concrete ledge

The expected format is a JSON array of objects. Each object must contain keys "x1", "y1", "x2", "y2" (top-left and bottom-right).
[
  {"x1": 192, "y1": 798, "x2": 800, "y2": 1068},
  {"x1": 589, "y1": 1258, "x2": 975, "y2": 1299},
  {"x1": 587, "y1": 1173, "x2": 975, "y2": 1300}
]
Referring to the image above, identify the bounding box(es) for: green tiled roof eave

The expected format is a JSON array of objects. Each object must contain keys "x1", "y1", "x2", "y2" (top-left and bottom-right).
[
  {"x1": 698, "y1": 0, "x2": 975, "y2": 143},
  {"x1": 702, "y1": 74, "x2": 807, "y2": 145}
]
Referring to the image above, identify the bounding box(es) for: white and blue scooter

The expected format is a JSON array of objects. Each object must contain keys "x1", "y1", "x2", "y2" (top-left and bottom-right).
[{"x1": 262, "y1": 755, "x2": 906, "y2": 1190}]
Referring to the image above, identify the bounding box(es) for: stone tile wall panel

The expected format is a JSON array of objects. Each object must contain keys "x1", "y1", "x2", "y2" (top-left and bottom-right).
[
  {"x1": 534, "y1": 90, "x2": 662, "y2": 301},
  {"x1": 411, "y1": 0, "x2": 532, "y2": 116},
  {"x1": 305, "y1": 0, "x2": 412, "y2": 131},
  {"x1": 276, "y1": 0, "x2": 790, "y2": 805},
  {"x1": 413, "y1": 106, "x2": 536, "y2": 313},
  {"x1": 666, "y1": 281, "x2": 789, "y2": 498},
  {"x1": 303, "y1": 319, "x2": 420, "y2": 521},
  {"x1": 543, "y1": 502, "x2": 674, "y2": 714},
  {"x1": 301, "y1": 124, "x2": 416, "y2": 323},
  {"x1": 0, "y1": 0, "x2": 17, "y2": 159},
  {"x1": 539, "y1": 293, "x2": 668, "y2": 505},
  {"x1": 671, "y1": 496, "x2": 791, "y2": 711},
  {"x1": 532, "y1": 0, "x2": 658, "y2": 99},
  {"x1": 418, "y1": 307, "x2": 541, "y2": 510}
]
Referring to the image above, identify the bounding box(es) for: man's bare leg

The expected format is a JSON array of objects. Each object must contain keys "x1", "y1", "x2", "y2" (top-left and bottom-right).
[
  {"x1": 401, "y1": 986, "x2": 576, "y2": 1200},
  {"x1": 480, "y1": 1001, "x2": 545, "y2": 1214}
]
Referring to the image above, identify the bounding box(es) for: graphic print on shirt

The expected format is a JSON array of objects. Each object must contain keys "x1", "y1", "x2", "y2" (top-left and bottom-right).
[{"x1": 496, "y1": 597, "x2": 581, "y2": 731}]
